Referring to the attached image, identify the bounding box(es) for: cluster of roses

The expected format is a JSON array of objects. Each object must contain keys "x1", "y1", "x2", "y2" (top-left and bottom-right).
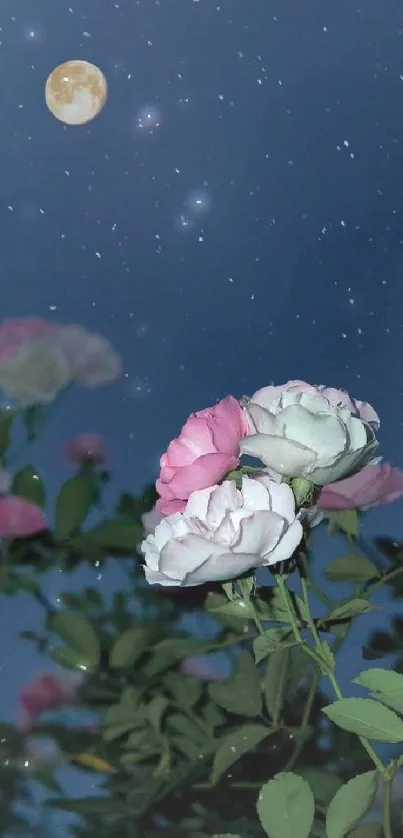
[{"x1": 141, "y1": 380, "x2": 403, "y2": 588}]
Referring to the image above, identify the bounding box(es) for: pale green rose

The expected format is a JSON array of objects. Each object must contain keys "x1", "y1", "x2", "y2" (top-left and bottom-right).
[
  {"x1": 0, "y1": 338, "x2": 72, "y2": 406},
  {"x1": 240, "y1": 387, "x2": 378, "y2": 486}
]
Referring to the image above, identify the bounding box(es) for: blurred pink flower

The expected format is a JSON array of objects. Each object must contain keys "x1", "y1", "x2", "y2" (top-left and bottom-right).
[
  {"x1": 55, "y1": 325, "x2": 122, "y2": 387},
  {"x1": 0, "y1": 317, "x2": 122, "y2": 406},
  {"x1": 19, "y1": 673, "x2": 79, "y2": 730},
  {"x1": 318, "y1": 463, "x2": 403, "y2": 511},
  {"x1": 0, "y1": 495, "x2": 47, "y2": 539},
  {"x1": 0, "y1": 318, "x2": 55, "y2": 363},
  {"x1": 181, "y1": 656, "x2": 225, "y2": 682},
  {"x1": 156, "y1": 395, "x2": 248, "y2": 514},
  {"x1": 67, "y1": 433, "x2": 107, "y2": 465}
]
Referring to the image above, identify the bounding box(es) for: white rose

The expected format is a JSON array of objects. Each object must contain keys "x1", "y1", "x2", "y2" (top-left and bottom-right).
[
  {"x1": 141, "y1": 475, "x2": 303, "y2": 587},
  {"x1": 0, "y1": 338, "x2": 71, "y2": 406},
  {"x1": 240, "y1": 387, "x2": 378, "y2": 486}
]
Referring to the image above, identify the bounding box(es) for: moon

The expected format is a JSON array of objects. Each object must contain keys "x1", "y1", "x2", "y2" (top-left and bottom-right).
[{"x1": 45, "y1": 60, "x2": 108, "y2": 125}]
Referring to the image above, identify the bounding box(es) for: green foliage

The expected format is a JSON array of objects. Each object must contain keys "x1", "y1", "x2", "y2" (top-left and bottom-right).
[
  {"x1": 55, "y1": 472, "x2": 98, "y2": 536},
  {"x1": 49, "y1": 610, "x2": 100, "y2": 669},
  {"x1": 12, "y1": 465, "x2": 46, "y2": 507},
  {"x1": 325, "y1": 771, "x2": 377, "y2": 838},
  {"x1": 256, "y1": 772, "x2": 315, "y2": 838},
  {"x1": 322, "y1": 697, "x2": 403, "y2": 742},
  {"x1": 208, "y1": 652, "x2": 262, "y2": 717}
]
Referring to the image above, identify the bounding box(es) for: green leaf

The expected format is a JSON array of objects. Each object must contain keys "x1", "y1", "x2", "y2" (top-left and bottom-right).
[
  {"x1": 147, "y1": 695, "x2": 168, "y2": 734},
  {"x1": 264, "y1": 648, "x2": 291, "y2": 727},
  {"x1": 296, "y1": 768, "x2": 342, "y2": 805},
  {"x1": 253, "y1": 629, "x2": 298, "y2": 664},
  {"x1": 86, "y1": 520, "x2": 143, "y2": 552},
  {"x1": 322, "y1": 697, "x2": 403, "y2": 742},
  {"x1": 208, "y1": 651, "x2": 262, "y2": 717},
  {"x1": 211, "y1": 723, "x2": 270, "y2": 785},
  {"x1": 208, "y1": 596, "x2": 255, "y2": 619},
  {"x1": 55, "y1": 474, "x2": 97, "y2": 536},
  {"x1": 347, "y1": 825, "x2": 382, "y2": 838},
  {"x1": 0, "y1": 409, "x2": 13, "y2": 455},
  {"x1": 109, "y1": 628, "x2": 150, "y2": 668},
  {"x1": 257, "y1": 771, "x2": 315, "y2": 838},
  {"x1": 50, "y1": 611, "x2": 100, "y2": 669},
  {"x1": 164, "y1": 672, "x2": 202, "y2": 707},
  {"x1": 12, "y1": 465, "x2": 46, "y2": 507},
  {"x1": 327, "y1": 509, "x2": 359, "y2": 537},
  {"x1": 325, "y1": 555, "x2": 380, "y2": 582},
  {"x1": 353, "y1": 668, "x2": 403, "y2": 714},
  {"x1": 50, "y1": 646, "x2": 91, "y2": 671},
  {"x1": 44, "y1": 796, "x2": 129, "y2": 815},
  {"x1": 326, "y1": 771, "x2": 377, "y2": 838},
  {"x1": 326, "y1": 599, "x2": 374, "y2": 623}
]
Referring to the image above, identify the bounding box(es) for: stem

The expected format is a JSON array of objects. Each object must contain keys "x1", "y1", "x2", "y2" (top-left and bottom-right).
[
  {"x1": 285, "y1": 673, "x2": 320, "y2": 771},
  {"x1": 283, "y1": 568, "x2": 387, "y2": 776},
  {"x1": 276, "y1": 575, "x2": 303, "y2": 644},
  {"x1": 382, "y1": 776, "x2": 395, "y2": 838},
  {"x1": 366, "y1": 565, "x2": 403, "y2": 597}
]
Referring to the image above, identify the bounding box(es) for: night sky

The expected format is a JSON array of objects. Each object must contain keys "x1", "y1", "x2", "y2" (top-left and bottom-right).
[{"x1": 2, "y1": 0, "x2": 403, "y2": 831}]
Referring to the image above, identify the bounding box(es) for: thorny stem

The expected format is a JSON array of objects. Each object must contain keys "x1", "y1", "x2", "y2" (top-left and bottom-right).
[
  {"x1": 382, "y1": 774, "x2": 395, "y2": 838},
  {"x1": 278, "y1": 570, "x2": 386, "y2": 777}
]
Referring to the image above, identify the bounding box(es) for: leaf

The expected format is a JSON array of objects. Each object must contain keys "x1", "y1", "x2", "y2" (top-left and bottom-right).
[
  {"x1": 325, "y1": 555, "x2": 380, "y2": 582},
  {"x1": 208, "y1": 651, "x2": 262, "y2": 717},
  {"x1": 257, "y1": 771, "x2": 315, "y2": 838},
  {"x1": 0, "y1": 409, "x2": 13, "y2": 455},
  {"x1": 264, "y1": 648, "x2": 291, "y2": 727},
  {"x1": 326, "y1": 599, "x2": 374, "y2": 623},
  {"x1": 296, "y1": 768, "x2": 342, "y2": 805},
  {"x1": 86, "y1": 519, "x2": 143, "y2": 552},
  {"x1": 322, "y1": 697, "x2": 403, "y2": 742},
  {"x1": 211, "y1": 723, "x2": 270, "y2": 785},
  {"x1": 44, "y1": 796, "x2": 129, "y2": 815},
  {"x1": 147, "y1": 695, "x2": 168, "y2": 734},
  {"x1": 326, "y1": 771, "x2": 377, "y2": 838},
  {"x1": 164, "y1": 672, "x2": 202, "y2": 707},
  {"x1": 55, "y1": 474, "x2": 97, "y2": 537},
  {"x1": 353, "y1": 668, "x2": 403, "y2": 714},
  {"x1": 50, "y1": 611, "x2": 100, "y2": 669},
  {"x1": 253, "y1": 629, "x2": 297, "y2": 663},
  {"x1": 109, "y1": 628, "x2": 150, "y2": 668},
  {"x1": 12, "y1": 465, "x2": 46, "y2": 507},
  {"x1": 327, "y1": 509, "x2": 358, "y2": 537},
  {"x1": 347, "y1": 825, "x2": 382, "y2": 838}
]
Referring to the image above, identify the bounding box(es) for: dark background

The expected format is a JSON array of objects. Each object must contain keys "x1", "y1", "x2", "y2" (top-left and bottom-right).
[{"x1": 2, "y1": 0, "x2": 403, "y2": 831}]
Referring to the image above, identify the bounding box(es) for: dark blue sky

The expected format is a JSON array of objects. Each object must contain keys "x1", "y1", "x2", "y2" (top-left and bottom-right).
[{"x1": 2, "y1": 0, "x2": 403, "y2": 831}]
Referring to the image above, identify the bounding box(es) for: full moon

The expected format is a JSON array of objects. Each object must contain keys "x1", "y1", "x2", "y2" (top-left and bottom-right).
[{"x1": 45, "y1": 60, "x2": 108, "y2": 125}]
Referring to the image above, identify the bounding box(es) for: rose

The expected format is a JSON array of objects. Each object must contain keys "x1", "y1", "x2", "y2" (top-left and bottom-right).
[
  {"x1": 0, "y1": 495, "x2": 48, "y2": 539},
  {"x1": 317, "y1": 463, "x2": 403, "y2": 511},
  {"x1": 18, "y1": 672, "x2": 81, "y2": 730},
  {"x1": 240, "y1": 380, "x2": 379, "y2": 486},
  {"x1": 141, "y1": 474, "x2": 303, "y2": 587},
  {"x1": 0, "y1": 317, "x2": 122, "y2": 406},
  {"x1": 156, "y1": 395, "x2": 248, "y2": 514},
  {"x1": 141, "y1": 504, "x2": 164, "y2": 536},
  {"x1": 67, "y1": 433, "x2": 107, "y2": 465}
]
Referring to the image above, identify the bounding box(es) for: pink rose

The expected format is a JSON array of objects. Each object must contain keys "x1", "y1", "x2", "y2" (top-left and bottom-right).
[
  {"x1": 181, "y1": 656, "x2": 225, "y2": 682},
  {"x1": 318, "y1": 463, "x2": 403, "y2": 511},
  {"x1": 19, "y1": 673, "x2": 80, "y2": 730},
  {"x1": 67, "y1": 433, "x2": 106, "y2": 464},
  {"x1": 156, "y1": 395, "x2": 248, "y2": 514},
  {"x1": 0, "y1": 495, "x2": 47, "y2": 538},
  {"x1": 248, "y1": 380, "x2": 379, "y2": 429}
]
